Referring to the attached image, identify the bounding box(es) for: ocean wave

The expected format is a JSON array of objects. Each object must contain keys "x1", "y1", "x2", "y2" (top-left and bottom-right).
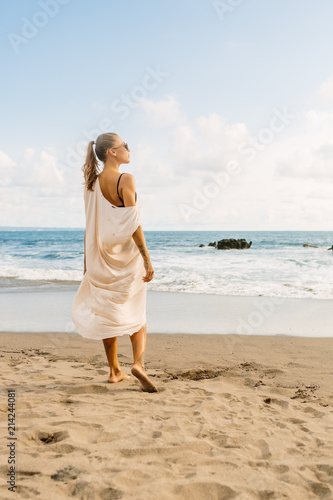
[
  {"x1": 0, "y1": 267, "x2": 82, "y2": 282},
  {"x1": 0, "y1": 267, "x2": 332, "y2": 299}
]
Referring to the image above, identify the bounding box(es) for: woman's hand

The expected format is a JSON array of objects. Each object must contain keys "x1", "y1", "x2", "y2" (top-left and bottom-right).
[
  {"x1": 132, "y1": 225, "x2": 154, "y2": 283},
  {"x1": 143, "y1": 259, "x2": 154, "y2": 282}
]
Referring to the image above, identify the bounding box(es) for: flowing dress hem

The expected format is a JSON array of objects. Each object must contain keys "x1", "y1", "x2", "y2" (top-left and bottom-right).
[{"x1": 73, "y1": 318, "x2": 147, "y2": 340}]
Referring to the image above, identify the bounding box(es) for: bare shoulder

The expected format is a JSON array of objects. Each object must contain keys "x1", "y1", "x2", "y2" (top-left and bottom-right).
[
  {"x1": 120, "y1": 173, "x2": 136, "y2": 188},
  {"x1": 119, "y1": 173, "x2": 136, "y2": 206}
]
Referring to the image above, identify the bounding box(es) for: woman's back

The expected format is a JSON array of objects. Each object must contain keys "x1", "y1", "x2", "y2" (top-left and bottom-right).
[{"x1": 97, "y1": 172, "x2": 137, "y2": 207}]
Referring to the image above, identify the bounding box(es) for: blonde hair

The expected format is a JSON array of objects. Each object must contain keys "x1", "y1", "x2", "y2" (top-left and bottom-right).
[{"x1": 81, "y1": 132, "x2": 118, "y2": 190}]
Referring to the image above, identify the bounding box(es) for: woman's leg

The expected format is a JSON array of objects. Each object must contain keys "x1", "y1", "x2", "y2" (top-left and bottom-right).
[
  {"x1": 130, "y1": 324, "x2": 158, "y2": 392},
  {"x1": 102, "y1": 337, "x2": 130, "y2": 383}
]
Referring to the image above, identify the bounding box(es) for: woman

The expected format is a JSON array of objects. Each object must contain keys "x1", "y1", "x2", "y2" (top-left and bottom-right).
[{"x1": 71, "y1": 132, "x2": 158, "y2": 393}]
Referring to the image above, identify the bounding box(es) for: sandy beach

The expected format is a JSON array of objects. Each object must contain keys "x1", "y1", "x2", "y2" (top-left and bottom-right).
[{"x1": 1, "y1": 332, "x2": 332, "y2": 499}]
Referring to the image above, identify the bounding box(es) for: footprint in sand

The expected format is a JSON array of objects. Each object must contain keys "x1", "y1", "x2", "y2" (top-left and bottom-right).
[
  {"x1": 10, "y1": 486, "x2": 40, "y2": 497},
  {"x1": 174, "y1": 368, "x2": 224, "y2": 381},
  {"x1": 262, "y1": 397, "x2": 289, "y2": 410},
  {"x1": 272, "y1": 464, "x2": 289, "y2": 474},
  {"x1": 308, "y1": 482, "x2": 332, "y2": 498},
  {"x1": 287, "y1": 417, "x2": 306, "y2": 424},
  {"x1": 49, "y1": 420, "x2": 103, "y2": 430},
  {"x1": 257, "y1": 439, "x2": 272, "y2": 460},
  {"x1": 17, "y1": 470, "x2": 41, "y2": 478},
  {"x1": 72, "y1": 376, "x2": 94, "y2": 380},
  {"x1": 65, "y1": 384, "x2": 109, "y2": 395},
  {"x1": 302, "y1": 406, "x2": 326, "y2": 418},
  {"x1": 21, "y1": 426, "x2": 69, "y2": 445},
  {"x1": 173, "y1": 482, "x2": 237, "y2": 499},
  {"x1": 96, "y1": 369, "x2": 108, "y2": 375},
  {"x1": 98, "y1": 487, "x2": 123, "y2": 499},
  {"x1": 51, "y1": 443, "x2": 77, "y2": 454},
  {"x1": 308, "y1": 464, "x2": 333, "y2": 483},
  {"x1": 51, "y1": 465, "x2": 83, "y2": 482}
]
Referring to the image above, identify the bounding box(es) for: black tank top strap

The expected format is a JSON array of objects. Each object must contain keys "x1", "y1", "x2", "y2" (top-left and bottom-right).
[
  {"x1": 116, "y1": 173, "x2": 137, "y2": 207},
  {"x1": 117, "y1": 173, "x2": 125, "y2": 206}
]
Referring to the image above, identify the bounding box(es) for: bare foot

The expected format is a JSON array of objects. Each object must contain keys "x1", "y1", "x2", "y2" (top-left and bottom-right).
[
  {"x1": 108, "y1": 369, "x2": 131, "y2": 384},
  {"x1": 131, "y1": 363, "x2": 158, "y2": 393}
]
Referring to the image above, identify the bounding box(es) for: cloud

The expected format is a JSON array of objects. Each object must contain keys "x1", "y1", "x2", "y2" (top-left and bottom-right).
[
  {"x1": 133, "y1": 99, "x2": 252, "y2": 204},
  {"x1": 0, "y1": 145, "x2": 85, "y2": 227},
  {"x1": 275, "y1": 140, "x2": 333, "y2": 180},
  {"x1": 8, "y1": 148, "x2": 62, "y2": 187},
  {"x1": 24, "y1": 148, "x2": 35, "y2": 160},
  {"x1": 0, "y1": 151, "x2": 16, "y2": 187},
  {"x1": 138, "y1": 95, "x2": 187, "y2": 127},
  {"x1": 167, "y1": 112, "x2": 250, "y2": 174},
  {"x1": 308, "y1": 187, "x2": 333, "y2": 199},
  {"x1": 305, "y1": 110, "x2": 333, "y2": 129},
  {"x1": 311, "y1": 143, "x2": 333, "y2": 177},
  {"x1": 0, "y1": 150, "x2": 16, "y2": 169},
  {"x1": 274, "y1": 90, "x2": 333, "y2": 181},
  {"x1": 275, "y1": 145, "x2": 333, "y2": 179},
  {"x1": 316, "y1": 74, "x2": 333, "y2": 104},
  {"x1": 137, "y1": 97, "x2": 250, "y2": 177}
]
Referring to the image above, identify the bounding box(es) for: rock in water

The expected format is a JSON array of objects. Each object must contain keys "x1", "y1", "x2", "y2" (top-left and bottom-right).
[{"x1": 217, "y1": 238, "x2": 252, "y2": 250}]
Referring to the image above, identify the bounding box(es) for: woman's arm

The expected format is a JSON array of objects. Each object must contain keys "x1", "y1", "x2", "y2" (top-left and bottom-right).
[
  {"x1": 119, "y1": 173, "x2": 136, "y2": 206},
  {"x1": 132, "y1": 225, "x2": 154, "y2": 282},
  {"x1": 120, "y1": 174, "x2": 154, "y2": 282}
]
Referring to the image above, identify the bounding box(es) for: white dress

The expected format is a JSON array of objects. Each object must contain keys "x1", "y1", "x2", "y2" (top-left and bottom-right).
[{"x1": 71, "y1": 176, "x2": 146, "y2": 340}]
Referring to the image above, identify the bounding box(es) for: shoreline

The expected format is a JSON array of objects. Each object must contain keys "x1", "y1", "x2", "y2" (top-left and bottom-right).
[
  {"x1": 1, "y1": 276, "x2": 332, "y2": 299},
  {"x1": 1, "y1": 277, "x2": 333, "y2": 300},
  {"x1": 1, "y1": 289, "x2": 332, "y2": 337}
]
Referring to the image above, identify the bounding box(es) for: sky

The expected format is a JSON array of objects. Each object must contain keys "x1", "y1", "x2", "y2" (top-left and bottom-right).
[{"x1": 1, "y1": 0, "x2": 333, "y2": 230}]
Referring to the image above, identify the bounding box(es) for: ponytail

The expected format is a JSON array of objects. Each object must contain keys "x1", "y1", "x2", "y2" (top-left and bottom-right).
[{"x1": 82, "y1": 140, "x2": 99, "y2": 191}]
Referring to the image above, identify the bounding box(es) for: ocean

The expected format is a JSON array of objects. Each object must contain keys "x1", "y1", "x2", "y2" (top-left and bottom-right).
[{"x1": 1, "y1": 229, "x2": 332, "y2": 299}]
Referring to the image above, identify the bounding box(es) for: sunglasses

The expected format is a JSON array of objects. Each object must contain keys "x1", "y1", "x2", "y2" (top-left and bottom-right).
[{"x1": 111, "y1": 142, "x2": 129, "y2": 151}]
